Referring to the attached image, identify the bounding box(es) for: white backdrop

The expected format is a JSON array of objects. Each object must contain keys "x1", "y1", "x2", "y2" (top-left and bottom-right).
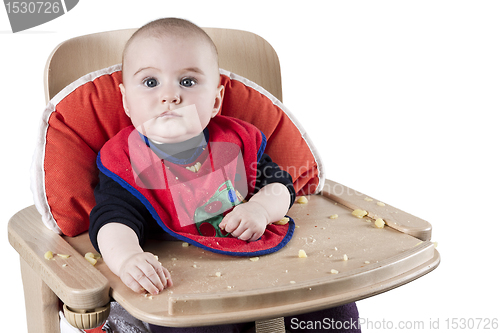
[{"x1": 2, "y1": 1, "x2": 499, "y2": 332}]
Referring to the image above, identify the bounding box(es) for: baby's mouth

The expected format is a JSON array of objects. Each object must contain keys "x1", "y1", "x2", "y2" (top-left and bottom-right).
[
  {"x1": 156, "y1": 104, "x2": 197, "y2": 121},
  {"x1": 159, "y1": 110, "x2": 181, "y2": 118}
]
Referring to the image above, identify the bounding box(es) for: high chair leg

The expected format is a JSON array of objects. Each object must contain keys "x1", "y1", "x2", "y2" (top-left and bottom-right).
[
  {"x1": 255, "y1": 317, "x2": 285, "y2": 333},
  {"x1": 20, "y1": 257, "x2": 60, "y2": 333}
]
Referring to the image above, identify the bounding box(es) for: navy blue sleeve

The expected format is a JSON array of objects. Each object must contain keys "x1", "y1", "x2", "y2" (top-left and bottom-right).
[
  {"x1": 89, "y1": 171, "x2": 152, "y2": 253},
  {"x1": 254, "y1": 153, "x2": 296, "y2": 208}
]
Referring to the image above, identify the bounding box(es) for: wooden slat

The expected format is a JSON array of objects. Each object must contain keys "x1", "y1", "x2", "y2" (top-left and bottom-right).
[{"x1": 20, "y1": 258, "x2": 60, "y2": 333}]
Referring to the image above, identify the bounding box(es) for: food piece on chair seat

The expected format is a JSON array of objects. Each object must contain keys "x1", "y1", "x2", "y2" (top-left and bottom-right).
[
  {"x1": 297, "y1": 196, "x2": 308, "y2": 204},
  {"x1": 374, "y1": 218, "x2": 385, "y2": 229},
  {"x1": 351, "y1": 209, "x2": 368, "y2": 218},
  {"x1": 85, "y1": 252, "x2": 98, "y2": 266},
  {"x1": 44, "y1": 251, "x2": 54, "y2": 260},
  {"x1": 298, "y1": 249, "x2": 307, "y2": 258},
  {"x1": 274, "y1": 217, "x2": 290, "y2": 225}
]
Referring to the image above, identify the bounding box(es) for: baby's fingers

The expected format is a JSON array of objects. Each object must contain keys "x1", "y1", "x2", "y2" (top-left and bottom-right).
[
  {"x1": 220, "y1": 212, "x2": 240, "y2": 234},
  {"x1": 120, "y1": 257, "x2": 166, "y2": 295},
  {"x1": 237, "y1": 226, "x2": 265, "y2": 242},
  {"x1": 121, "y1": 265, "x2": 159, "y2": 295},
  {"x1": 145, "y1": 256, "x2": 171, "y2": 289},
  {"x1": 121, "y1": 273, "x2": 144, "y2": 294},
  {"x1": 163, "y1": 266, "x2": 174, "y2": 287}
]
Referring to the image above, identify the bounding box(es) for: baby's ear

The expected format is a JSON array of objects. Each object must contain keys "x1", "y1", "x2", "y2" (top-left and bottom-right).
[
  {"x1": 212, "y1": 85, "x2": 225, "y2": 117},
  {"x1": 119, "y1": 83, "x2": 131, "y2": 117}
]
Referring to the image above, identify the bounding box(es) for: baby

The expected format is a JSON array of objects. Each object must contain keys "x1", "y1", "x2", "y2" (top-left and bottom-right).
[
  {"x1": 90, "y1": 18, "x2": 361, "y2": 333},
  {"x1": 89, "y1": 18, "x2": 295, "y2": 296}
]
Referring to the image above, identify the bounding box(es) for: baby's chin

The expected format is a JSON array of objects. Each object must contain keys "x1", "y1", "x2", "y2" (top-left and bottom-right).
[{"x1": 147, "y1": 132, "x2": 203, "y2": 145}]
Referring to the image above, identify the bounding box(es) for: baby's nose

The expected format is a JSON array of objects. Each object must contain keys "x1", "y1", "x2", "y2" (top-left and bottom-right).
[{"x1": 162, "y1": 94, "x2": 181, "y2": 104}]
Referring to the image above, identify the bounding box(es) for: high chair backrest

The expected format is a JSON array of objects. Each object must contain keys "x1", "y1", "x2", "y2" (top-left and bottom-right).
[{"x1": 44, "y1": 28, "x2": 283, "y2": 103}]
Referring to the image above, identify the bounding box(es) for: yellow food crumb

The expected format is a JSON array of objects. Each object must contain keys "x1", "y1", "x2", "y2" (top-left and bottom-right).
[
  {"x1": 215, "y1": 272, "x2": 222, "y2": 277},
  {"x1": 249, "y1": 257, "x2": 260, "y2": 262},
  {"x1": 433, "y1": 241, "x2": 438, "y2": 248},
  {"x1": 86, "y1": 257, "x2": 97, "y2": 266},
  {"x1": 62, "y1": 264, "x2": 68, "y2": 267},
  {"x1": 57, "y1": 254, "x2": 70, "y2": 259},
  {"x1": 364, "y1": 197, "x2": 373, "y2": 202},
  {"x1": 297, "y1": 196, "x2": 308, "y2": 204},
  {"x1": 351, "y1": 209, "x2": 368, "y2": 218},
  {"x1": 376, "y1": 202, "x2": 386, "y2": 207},
  {"x1": 330, "y1": 269, "x2": 339, "y2": 274},
  {"x1": 186, "y1": 162, "x2": 202, "y2": 173},
  {"x1": 343, "y1": 254, "x2": 348, "y2": 261},
  {"x1": 374, "y1": 218, "x2": 385, "y2": 228},
  {"x1": 44, "y1": 251, "x2": 53, "y2": 260},
  {"x1": 274, "y1": 217, "x2": 290, "y2": 225},
  {"x1": 298, "y1": 249, "x2": 307, "y2": 258},
  {"x1": 290, "y1": 281, "x2": 296, "y2": 284},
  {"x1": 329, "y1": 214, "x2": 338, "y2": 219},
  {"x1": 84, "y1": 252, "x2": 97, "y2": 266},
  {"x1": 182, "y1": 242, "x2": 190, "y2": 247},
  {"x1": 364, "y1": 261, "x2": 370, "y2": 264}
]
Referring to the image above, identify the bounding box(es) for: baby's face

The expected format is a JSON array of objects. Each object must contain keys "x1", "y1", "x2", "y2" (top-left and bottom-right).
[{"x1": 120, "y1": 34, "x2": 223, "y2": 143}]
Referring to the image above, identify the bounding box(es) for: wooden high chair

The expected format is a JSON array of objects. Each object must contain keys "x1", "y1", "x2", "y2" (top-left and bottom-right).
[{"x1": 8, "y1": 27, "x2": 440, "y2": 333}]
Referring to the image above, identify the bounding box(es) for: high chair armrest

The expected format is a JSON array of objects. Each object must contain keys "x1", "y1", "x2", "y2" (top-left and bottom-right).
[
  {"x1": 8, "y1": 205, "x2": 110, "y2": 310},
  {"x1": 321, "y1": 179, "x2": 432, "y2": 241}
]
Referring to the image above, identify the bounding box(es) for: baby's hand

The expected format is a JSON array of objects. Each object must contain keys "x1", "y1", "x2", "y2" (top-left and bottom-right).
[
  {"x1": 118, "y1": 252, "x2": 172, "y2": 295},
  {"x1": 220, "y1": 201, "x2": 270, "y2": 241}
]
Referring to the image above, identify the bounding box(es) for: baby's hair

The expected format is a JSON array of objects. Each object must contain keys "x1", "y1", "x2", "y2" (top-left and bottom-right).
[{"x1": 122, "y1": 17, "x2": 219, "y2": 75}]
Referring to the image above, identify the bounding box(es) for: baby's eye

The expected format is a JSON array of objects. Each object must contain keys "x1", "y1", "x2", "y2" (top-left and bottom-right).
[
  {"x1": 180, "y1": 78, "x2": 196, "y2": 87},
  {"x1": 143, "y1": 78, "x2": 159, "y2": 88}
]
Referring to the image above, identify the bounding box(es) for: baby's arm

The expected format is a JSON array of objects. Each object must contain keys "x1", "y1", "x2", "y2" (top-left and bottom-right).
[
  {"x1": 220, "y1": 182, "x2": 291, "y2": 241},
  {"x1": 97, "y1": 223, "x2": 172, "y2": 295}
]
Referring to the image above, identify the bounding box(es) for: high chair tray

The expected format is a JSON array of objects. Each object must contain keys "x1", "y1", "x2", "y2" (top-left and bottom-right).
[{"x1": 8, "y1": 180, "x2": 439, "y2": 327}]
